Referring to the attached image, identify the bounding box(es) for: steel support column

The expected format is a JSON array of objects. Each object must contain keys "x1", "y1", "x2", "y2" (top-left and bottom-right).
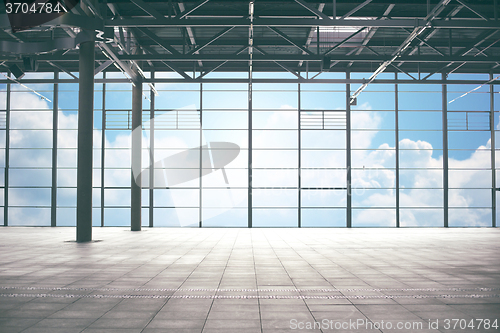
[
  {"x1": 101, "y1": 73, "x2": 106, "y2": 227},
  {"x1": 442, "y1": 73, "x2": 449, "y2": 227},
  {"x1": 199, "y1": 82, "x2": 203, "y2": 228},
  {"x1": 395, "y1": 72, "x2": 400, "y2": 227},
  {"x1": 346, "y1": 72, "x2": 352, "y2": 228},
  {"x1": 149, "y1": 71, "x2": 155, "y2": 228},
  {"x1": 491, "y1": 72, "x2": 496, "y2": 227},
  {"x1": 76, "y1": 40, "x2": 95, "y2": 242},
  {"x1": 298, "y1": 83, "x2": 301, "y2": 227},
  {"x1": 131, "y1": 78, "x2": 143, "y2": 231},
  {"x1": 51, "y1": 71, "x2": 58, "y2": 227},
  {"x1": 248, "y1": 71, "x2": 253, "y2": 228},
  {"x1": 3, "y1": 78, "x2": 10, "y2": 226}
]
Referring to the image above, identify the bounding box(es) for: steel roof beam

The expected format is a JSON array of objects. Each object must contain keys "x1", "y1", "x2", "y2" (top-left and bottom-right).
[
  {"x1": 348, "y1": 4, "x2": 395, "y2": 67},
  {"x1": 99, "y1": 43, "x2": 140, "y2": 84},
  {"x1": 402, "y1": 28, "x2": 445, "y2": 56},
  {"x1": 140, "y1": 50, "x2": 188, "y2": 79},
  {"x1": 81, "y1": 0, "x2": 102, "y2": 19},
  {"x1": 130, "y1": 0, "x2": 165, "y2": 19},
  {"x1": 399, "y1": 4, "x2": 462, "y2": 69},
  {"x1": 340, "y1": 0, "x2": 373, "y2": 20},
  {"x1": 176, "y1": 0, "x2": 210, "y2": 19},
  {"x1": 323, "y1": 27, "x2": 366, "y2": 56},
  {"x1": 350, "y1": 0, "x2": 451, "y2": 103},
  {"x1": 95, "y1": 60, "x2": 114, "y2": 75},
  {"x1": 29, "y1": 52, "x2": 500, "y2": 63},
  {"x1": 136, "y1": 28, "x2": 181, "y2": 55},
  {"x1": 178, "y1": 2, "x2": 202, "y2": 67},
  {"x1": 198, "y1": 46, "x2": 248, "y2": 79},
  {"x1": 456, "y1": 30, "x2": 499, "y2": 57},
  {"x1": 161, "y1": 61, "x2": 192, "y2": 79},
  {"x1": 331, "y1": 47, "x2": 358, "y2": 70},
  {"x1": 268, "y1": 27, "x2": 314, "y2": 55},
  {"x1": 103, "y1": 5, "x2": 153, "y2": 88},
  {"x1": 299, "y1": 3, "x2": 325, "y2": 67},
  {"x1": 456, "y1": 0, "x2": 490, "y2": 21},
  {"x1": 104, "y1": 18, "x2": 500, "y2": 29},
  {"x1": 422, "y1": 30, "x2": 499, "y2": 79},
  {"x1": 294, "y1": 0, "x2": 330, "y2": 20},
  {"x1": 47, "y1": 61, "x2": 78, "y2": 79},
  {"x1": 198, "y1": 61, "x2": 228, "y2": 78},
  {"x1": 88, "y1": 54, "x2": 500, "y2": 63},
  {"x1": 187, "y1": 27, "x2": 235, "y2": 55},
  {"x1": 364, "y1": 46, "x2": 417, "y2": 80},
  {"x1": 254, "y1": 46, "x2": 303, "y2": 78},
  {"x1": 136, "y1": 38, "x2": 191, "y2": 80}
]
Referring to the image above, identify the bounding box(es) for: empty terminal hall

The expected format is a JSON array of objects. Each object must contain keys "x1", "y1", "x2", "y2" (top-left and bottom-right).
[{"x1": 0, "y1": 0, "x2": 499, "y2": 332}]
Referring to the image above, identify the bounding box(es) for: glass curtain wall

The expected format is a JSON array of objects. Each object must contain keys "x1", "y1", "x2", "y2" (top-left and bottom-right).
[
  {"x1": 351, "y1": 73, "x2": 396, "y2": 226},
  {"x1": 398, "y1": 75, "x2": 444, "y2": 226},
  {"x1": 8, "y1": 73, "x2": 53, "y2": 226},
  {"x1": 496, "y1": 74, "x2": 500, "y2": 227},
  {"x1": 0, "y1": 71, "x2": 498, "y2": 227},
  {"x1": 300, "y1": 80, "x2": 346, "y2": 226},
  {"x1": 447, "y1": 74, "x2": 492, "y2": 226}
]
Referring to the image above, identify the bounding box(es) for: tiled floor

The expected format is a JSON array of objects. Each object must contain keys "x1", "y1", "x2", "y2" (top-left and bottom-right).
[{"x1": 0, "y1": 227, "x2": 499, "y2": 333}]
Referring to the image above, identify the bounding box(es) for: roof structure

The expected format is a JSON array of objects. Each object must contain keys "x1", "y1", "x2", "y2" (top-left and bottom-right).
[{"x1": 0, "y1": 0, "x2": 499, "y2": 81}]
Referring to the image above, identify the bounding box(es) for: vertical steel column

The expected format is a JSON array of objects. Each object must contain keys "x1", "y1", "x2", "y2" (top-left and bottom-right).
[
  {"x1": 51, "y1": 71, "x2": 58, "y2": 227},
  {"x1": 248, "y1": 70, "x2": 253, "y2": 228},
  {"x1": 199, "y1": 83, "x2": 203, "y2": 227},
  {"x1": 298, "y1": 83, "x2": 301, "y2": 227},
  {"x1": 149, "y1": 71, "x2": 154, "y2": 228},
  {"x1": 4, "y1": 77, "x2": 10, "y2": 226},
  {"x1": 316, "y1": 27, "x2": 320, "y2": 55},
  {"x1": 131, "y1": 78, "x2": 142, "y2": 231},
  {"x1": 346, "y1": 72, "x2": 352, "y2": 228},
  {"x1": 395, "y1": 72, "x2": 400, "y2": 227},
  {"x1": 491, "y1": 72, "x2": 496, "y2": 227},
  {"x1": 248, "y1": 1, "x2": 254, "y2": 228},
  {"x1": 101, "y1": 73, "x2": 106, "y2": 227},
  {"x1": 76, "y1": 40, "x2": 95, "y2": 242},
  {"x1": 448, "y1": 29, "x2": 452, "y2": 56},
  {"x1": 442, "y1": 73, "x2": 449, "y2": 227}
]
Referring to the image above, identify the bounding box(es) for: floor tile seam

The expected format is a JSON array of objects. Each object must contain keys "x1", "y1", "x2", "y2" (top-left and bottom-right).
[
  {"x1": 140, "y1": 230, "x2": 222, "y2": 333},
  {"x1": 251, "y1": 231, "x2": 264, "y2": 333},
  {"x1": 199, "y1": 230, "x2": 238, "y2": 333},
  {"x1": 262, "y1": 232, "x2": 319, "y2": 332}
]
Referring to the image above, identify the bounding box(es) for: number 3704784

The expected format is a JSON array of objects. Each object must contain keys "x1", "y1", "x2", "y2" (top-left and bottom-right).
[{"x1": 5, "y1": 1, "x2": 68, "y2": 14}]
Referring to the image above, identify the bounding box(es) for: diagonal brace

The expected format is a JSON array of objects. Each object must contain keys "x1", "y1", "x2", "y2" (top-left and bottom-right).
[
  {"x1": 176, "y1": 0, "x2": 210, "y2": 19},
  {"x1": 188, "y1": 27, "x2": 235, "y2": 55},
  {"x1": 324, "y1": 27, "x2": 366, "y2": 56},
  {"x1": 456, "y1": 0, "x2": 489, "y2": 21},
  {"x1": 136, "y1": 28, "x2": 181, "y2": 55},
  {"x1": 341, "y1": 0, "x2": 373, "y2": 20},
  {"x1": 254, "y1": 46, "x2": 303, "y2": 79},
  {"x1": 294, "y1": 0, "x2": 330, "y2": 20},
  {"x1": 268, "y1": 27, "x2": 313, "y2": 55},
  {"x1": 100, "y1": 43, "x2": 140, "y2": 84},
  {"x1": 130, "y1": 0, "x2": 164, "y2": 19}
]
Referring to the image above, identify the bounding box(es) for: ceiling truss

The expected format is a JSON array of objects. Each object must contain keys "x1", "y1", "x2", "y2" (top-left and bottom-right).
[{"x1": 0, "y1": 0, "x2": 498, "y2": 78}]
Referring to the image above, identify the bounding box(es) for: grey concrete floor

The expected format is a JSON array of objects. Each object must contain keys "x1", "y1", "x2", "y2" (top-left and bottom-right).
[{"x1": 0, "y1": 227, "x2": 499, "y2": 333}]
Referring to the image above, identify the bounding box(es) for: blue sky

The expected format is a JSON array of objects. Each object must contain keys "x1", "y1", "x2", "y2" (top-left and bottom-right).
[{"x1": 1, "y1": 72, "x2": 499, "y2": 227}]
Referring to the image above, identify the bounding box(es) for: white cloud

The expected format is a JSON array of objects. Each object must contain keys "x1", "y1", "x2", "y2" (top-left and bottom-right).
[{"x1": 4, "y1": 90, "x2": 495, "y2": 227}]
